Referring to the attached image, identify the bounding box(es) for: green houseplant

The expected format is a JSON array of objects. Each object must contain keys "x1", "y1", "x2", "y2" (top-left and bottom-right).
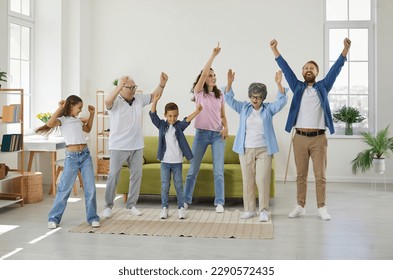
[
  {"x1": 333, "y1": 105, "x2": 365, "y2": 135},
  {"x1": 0, "y1": 69, "x2": 7, "y2": 88},
  {"x1": 351, "y1": 125, "x2": 393, "y2": 174}
]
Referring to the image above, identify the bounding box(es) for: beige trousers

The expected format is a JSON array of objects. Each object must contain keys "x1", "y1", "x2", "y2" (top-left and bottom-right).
[
  {"x1": 239, "y1": 147, "x2": 272, "y2": 212},
  {"x1": 293, "y1": 133, "x2": 327, "y2": 208}
]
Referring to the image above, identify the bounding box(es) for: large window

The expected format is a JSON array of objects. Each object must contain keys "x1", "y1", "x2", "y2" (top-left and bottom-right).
[
  {"x1": 8, "y1": 0, "x2": 34, "y2": 132},
  {"x1": 325, "y1": 0, "x2": 375, "y2": 135}
]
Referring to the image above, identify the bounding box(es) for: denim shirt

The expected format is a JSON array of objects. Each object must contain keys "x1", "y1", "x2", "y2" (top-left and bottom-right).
[
  {"x1": 223, "y1": 87, "x2": 288, "y2": 155},
  {"x1": 275, "y1": 54, "x2": 347, "y2": 134},
  {"x1": 149, "y1": 111, "x2": 193, "y2": 161}
]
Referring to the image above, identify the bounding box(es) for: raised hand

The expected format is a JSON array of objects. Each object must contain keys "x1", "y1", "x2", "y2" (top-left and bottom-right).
[
  {"x1": 88, "y1": 105, "x2": 95, "y2": 114},
  {"x1": 227, "y1": 69, "x2": 235, "y2": 84},
  {"x1": 342, "y1": 38, "x2": 351, "y2": 57},
  {"x1": 270, "y1": 39, "x2": 278, "y2": 50},
  {"x1": 152, "y1": 92, "x2": 162, "y2": 103},
  {"x1": 58, "y1": 100, "x2": 66, "y2": 108},
  {"x1": 119, "y1": 76, "x2": 128, "y2": 87},
  {"x1": 160, "y1": 72, "x2": 168, "y2": 88},
  {"x1": 270, "y1": 39, "x2": 280, "y2": 58},
  {"x1": 213, "y1": 42, "x2": 221, "y2": 57},
  {"x1": 275, "y1": 70, "x2": 282, "y2": 84}
]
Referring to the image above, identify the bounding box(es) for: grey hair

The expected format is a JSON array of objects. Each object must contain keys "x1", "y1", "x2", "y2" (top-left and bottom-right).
[{"x1": 248, "y1": 83, "x2": 267, "y2": 100}]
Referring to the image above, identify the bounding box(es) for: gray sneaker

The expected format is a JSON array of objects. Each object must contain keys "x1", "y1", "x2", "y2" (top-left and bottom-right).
[
  {"x1": 130, "y1": 206, "x2": 142, "y2": 216},
  {"x1": 288, "y1": 205, "x2": 305, "y2": 218},
  {"x1": 48, "y1": 221, "x2": 57, "y2": 229},
  {"x1": 160, "y1": 207, "x2": 168, "y2": 219},
  {"x1": 178, "y1": 207, "x2": 186, "y2": 219},
  {"x1": 318, "y1": 206, "x2": 331, "y2": 220},
  {"x1": 101, "y1": 207, "x2": 112, "y2": 219},
  {"x1": 260, "y1": 209, "x2": 269, "y2": 222}
]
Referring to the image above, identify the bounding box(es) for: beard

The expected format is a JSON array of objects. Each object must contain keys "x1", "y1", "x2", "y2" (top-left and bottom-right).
[{"x1": 303, "y1": 73, "x2": 316, "y2": 83}]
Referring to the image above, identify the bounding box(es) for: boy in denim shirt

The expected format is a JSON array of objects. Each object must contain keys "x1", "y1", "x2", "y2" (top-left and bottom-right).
[{"x1": 150, "y1": 94, "x2": 202, "y2": 219}]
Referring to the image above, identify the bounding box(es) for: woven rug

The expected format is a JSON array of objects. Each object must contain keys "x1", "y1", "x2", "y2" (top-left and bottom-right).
[{"x1": 70, "y1": 208, "x2": 274, "y2": 239}]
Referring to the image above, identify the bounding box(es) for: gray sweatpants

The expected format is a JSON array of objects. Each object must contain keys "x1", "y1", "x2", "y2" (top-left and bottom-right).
[{"x1": 104, "y1": 149, "x2": 143, "y2": 209}]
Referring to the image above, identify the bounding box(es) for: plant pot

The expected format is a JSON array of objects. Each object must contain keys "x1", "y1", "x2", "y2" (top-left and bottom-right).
[
  {"x1": 372, "y1": 158, "x2": 385, "y2": 174},
  {"x1": 345, "y1": 123, "x2": 353, "y2": 135}
]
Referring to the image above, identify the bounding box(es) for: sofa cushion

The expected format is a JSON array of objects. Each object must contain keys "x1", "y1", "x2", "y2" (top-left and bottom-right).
[
  {"x1": 143, "y1": 136, "x2": 160, "y2": 163},
  {"x1": 223, "y1": 136, "x2": 239, "y2": 164}
]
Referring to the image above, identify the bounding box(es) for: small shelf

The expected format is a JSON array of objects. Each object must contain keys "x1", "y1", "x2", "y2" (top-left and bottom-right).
[
  {"x1": 0, "y1": 88, "x2": 25, "y2": 208},
  {"x1": 96, "y1": 90, "x2": 110, "y2": 177}
]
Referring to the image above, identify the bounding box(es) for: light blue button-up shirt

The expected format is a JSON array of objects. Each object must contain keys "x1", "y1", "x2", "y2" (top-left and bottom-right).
[{"x1": 224, "y1": 87, "x2": 288, "y2": 155}]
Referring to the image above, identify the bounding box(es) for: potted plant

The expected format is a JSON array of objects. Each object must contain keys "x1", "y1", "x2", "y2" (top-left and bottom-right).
[
  {"x1": 351, "y1": 125, "x2": 393, "y2": 174},
  {"x1": 333, "y1": 105, "x2": 365, "y2": 135},
  {"x1": 0, "y1": 69, "x2": 7, "y2": 89}
]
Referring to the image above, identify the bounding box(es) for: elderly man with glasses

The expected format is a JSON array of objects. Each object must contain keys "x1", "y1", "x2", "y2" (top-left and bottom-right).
[
  {"x1": 223, "y1": 69, "x2": 288, "y2": 222},
  {"x1": 102, "y1": 73, "x2": 168, "y2": 219}
]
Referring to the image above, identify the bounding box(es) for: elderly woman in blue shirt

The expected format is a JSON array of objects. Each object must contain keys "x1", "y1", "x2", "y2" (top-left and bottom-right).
[{"x1": 223, "y1": 70, "x2": 287, "y2": 222}]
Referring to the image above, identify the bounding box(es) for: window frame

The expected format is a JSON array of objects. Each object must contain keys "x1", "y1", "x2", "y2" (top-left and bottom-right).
[
  {"x1": 8, "y1": 0, "x2": 34, "y2": 134},
  {"x1": 324, "y1": 0, "x2": 376, "y2": 137}
]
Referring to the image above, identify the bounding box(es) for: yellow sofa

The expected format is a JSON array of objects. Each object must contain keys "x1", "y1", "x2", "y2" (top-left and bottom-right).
[{"x1": 116, "y1": 135, "x2": 275, "y2": 202}]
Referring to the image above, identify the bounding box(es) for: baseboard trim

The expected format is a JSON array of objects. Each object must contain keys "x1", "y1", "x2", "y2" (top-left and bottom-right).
[{"x1": 276, "y1": 176, "x2": 393, "y2": 184}]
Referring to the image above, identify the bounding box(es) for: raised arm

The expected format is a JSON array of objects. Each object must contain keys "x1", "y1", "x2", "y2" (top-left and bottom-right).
[
  {"x1": 105, "y1": 76, "x2": 127, "y2": 109},
  {"x1": 186, "y1": 104, "x2": 202, "y2": 123},
  {"x1": 82, "y1": 105, "x2": 95, "y2": 133},
  {"x1": 46, "y1": 100, "x2": 65, "y2": 128},
  {"x1": 150, "y1": 90, "x2": 162, "y2": 113},
  {"x1": 341, "y1": 37, "x2": 351, "y2": 57},
  {"x1": 275, "y1": 70, "x2": 285, "y2": 93},
  {"x1": 225, "y1": 68, "x2": 235, "y2": 93},
  {"x1": 195, "y1": 42, "x2": 221, "y2": 93},
  {"x1": 270, "y1": 39, "x2": 281, "y2": 58},
  {"x1": 150, "y1": 72, "x2": 168, "y2": 102}
]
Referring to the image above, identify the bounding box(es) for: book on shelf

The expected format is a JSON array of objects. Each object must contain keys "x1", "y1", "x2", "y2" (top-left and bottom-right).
[
  {"x1": 1, "y1": 104, "x2": 21, "y2": 123},
  {"x1": 1, "y1": 134, "x2": 22, "y2": 152}
]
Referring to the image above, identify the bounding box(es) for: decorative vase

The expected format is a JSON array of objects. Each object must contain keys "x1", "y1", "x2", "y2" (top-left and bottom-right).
[
  {"x1": 345, "y1": 123, "x2": 353, "y2": 135},
  {"x1": 372, "y1": 158, "x2": 385, "y2": 174}
]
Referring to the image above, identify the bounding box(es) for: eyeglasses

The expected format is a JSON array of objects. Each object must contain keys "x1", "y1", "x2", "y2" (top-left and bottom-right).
[
  {"x1": 123, "y1": 85, "x2": 138, "y2": 91},
  {"x1": 250, "y1": 95, "x2": 263, "y2": 100}
]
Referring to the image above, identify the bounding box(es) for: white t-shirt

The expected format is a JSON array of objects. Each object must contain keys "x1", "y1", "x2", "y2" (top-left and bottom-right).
[
  {"x1": 162, "y1": 124, "x2": 183, "y2": 163},
  {"x1": 57, "y1": 116, "x2": 86, "y2": 145},
  {"x1": 295, "y1": 86, "x2": 325, "y2": 130},
  {"x1": 108, "y1": 93, "x2": 151, "y2": 150},
  {"x1": 245, "y1": 107, "x2": 266, "y2": 148}
]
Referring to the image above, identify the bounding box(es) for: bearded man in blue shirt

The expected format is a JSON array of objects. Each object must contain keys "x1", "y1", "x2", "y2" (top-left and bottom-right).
[{"x1": 270, "y1": 38, "x2": 351, "y2": 220}]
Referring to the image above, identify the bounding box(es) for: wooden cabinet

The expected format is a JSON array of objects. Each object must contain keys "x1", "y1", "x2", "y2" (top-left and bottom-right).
[
  {"x1": 96, "y1": 90, "x2": 110, "y2": 177},
  {"x1": 0, "y1": 88, "x2": 24, "y2": 208}
]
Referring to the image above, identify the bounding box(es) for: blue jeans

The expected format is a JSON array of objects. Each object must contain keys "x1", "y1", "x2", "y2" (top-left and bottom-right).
[
  {"x1": 160, "y1": 162, "x2": 184, "y2": 208},
  {"x1": 184, "y1": 129, "x2": 225, "y2": 206},
  {"x1": 48, "y1": 147, "x2": 99, "y2": 224}
]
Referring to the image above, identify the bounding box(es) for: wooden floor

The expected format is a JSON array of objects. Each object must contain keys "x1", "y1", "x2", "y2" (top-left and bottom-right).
[{"x1": 0, "y1": 180, "x2": 392, "y2": 260}]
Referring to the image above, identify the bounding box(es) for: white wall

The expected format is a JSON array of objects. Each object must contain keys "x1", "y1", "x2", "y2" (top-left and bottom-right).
[{"x1": 35, "y1": 0, "x2": 393, "y2": 183}]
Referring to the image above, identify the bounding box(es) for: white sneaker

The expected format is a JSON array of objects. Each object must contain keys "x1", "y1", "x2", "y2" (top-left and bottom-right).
[
  {"x1": 215, "y1": 204, "x2": 224, "y2": 213},
  {"x1": 318, "y1": 206, "x2": 331, "y2": 220},
  {"x1": 183, "y1": 202, "x2": 189, "y2": 210},
  {"x1": 130, "y1": 206, "x2": 142, "y2": 216},
  {"x1": 91, "y1": 220, "x2": 100, "y2": 228},
  {"x1": 48, "y1": 221, "x2": 57, "y2": 229},
  {"x1": 178, "y1": 207, "x2": 186, "y2": 219},
  {"x1": 260, "y1": 209, "x2": 269, "y2": 222},
  {"x1": 288, "y1": 205, "x2": 305, "y2": 218},
  {"x1": 240, "y1": 211, "x2": 256, "y2": 219},
  {"x1": 101, "y1": 207, "x2": 112, "y2": 219},
  {"x1": 160, "y1": 207, "x2": 168, "y2": 219}
]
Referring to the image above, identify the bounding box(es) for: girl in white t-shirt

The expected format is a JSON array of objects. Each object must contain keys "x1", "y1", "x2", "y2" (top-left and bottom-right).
[{"x1": 36, "y1": 95, "x2": 100, "y2": 229}]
